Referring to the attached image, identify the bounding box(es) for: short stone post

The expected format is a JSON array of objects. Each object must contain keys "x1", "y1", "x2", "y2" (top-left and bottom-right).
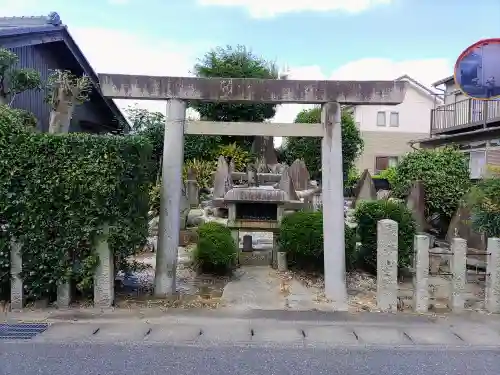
[
  {"x1": 186, "y1": 168, "x2": 199, "y2": 208},
  {"x1": 10, "y1": 239, "x2": 23, "y2": 310},
  {"x1": 272, "y1": 234, "x2": 279, "y2": 269},
  {"x1": 486, "y1": 237, "x2": 500, "y2": 313},
  {"x1": 94, "y1": 224, "x2": 114, "y2": 308},
  {"x1": 413, "y1": 234, "x2": 430, "y2": 313},
  {"x1": 377, "y1": 219, "x2": 398, "y2": 312},
  {"x1": 242, "y1": 235, "x2": 253, "y2": 252},
  {"x1": 57, "y1": 282, "x2": 71, "y2": 308},
  {"x1": 451, "y1": 237, "x2": 467, "y2": 312},
  {"x1": 277, "y1": 252, "x2": 287, "y2": 272}
]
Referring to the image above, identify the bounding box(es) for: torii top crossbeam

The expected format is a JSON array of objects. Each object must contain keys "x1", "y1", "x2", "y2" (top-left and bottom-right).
[{"x1": 98, "y1": 74, "x2": 407, "y2": 105}]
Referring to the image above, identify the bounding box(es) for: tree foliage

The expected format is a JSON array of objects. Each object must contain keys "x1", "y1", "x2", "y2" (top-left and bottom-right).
[
  {"x1": 191, "y1": 45, "x2": 278, "y2": 123},
  {"x1": 0, "y1": 48, "x2": 41, "y2": 106},
  {"x1": 0, "y1": 105, "x2": 152, "y2": 300},
  {"x1": 279, "y1": 107, "x2": 364, "y2": 181},
  {"x1": 391, "y1": 147, "x2": 471, "y2": 221}
]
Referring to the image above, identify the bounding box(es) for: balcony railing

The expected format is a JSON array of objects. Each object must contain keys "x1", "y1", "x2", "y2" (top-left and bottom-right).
[{"x1": 431, "y1": 98, "x2": 500, "y2": 134}]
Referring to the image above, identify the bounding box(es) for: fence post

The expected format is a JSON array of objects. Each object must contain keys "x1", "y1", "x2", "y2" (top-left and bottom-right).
[
  {"x1": 57, "y1": 282, "x2": 71, "y2": 308},
  {"x1": 451, "y1": 237, "x2": 467, "y2": 312},
  {"x1": 486, "y1": 237, "x2": 500, "y2": 313},
  {"x1": 413, "y1": 234, "x2": 430, "y2": 313},
  {"x1": 93, "y1": 224, "x2": 114, "y2": 308},
  {"x1": 377, "y1": 219, "x2": 398, "y2": 312},
  {"x1": 10, "y1": 239, "x2": 23, "y2": 310}
]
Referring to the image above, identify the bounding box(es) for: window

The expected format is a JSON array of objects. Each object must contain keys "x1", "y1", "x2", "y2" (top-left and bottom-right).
[
  {"x1": 469, "y1": 150, "x2": 486, "y2": 179},
  {"x1": 355, "y1": 122, "x2": 361, "y2": 129},
  {"x1": 389, "y1": 112, "x2": 399, "y2": 127},
  {"x1": 375, "y1": 156, "x2": 398, "y2": 174},
  {"x1": 376, "y1": 111, "x2": 386, "y2": 126}
]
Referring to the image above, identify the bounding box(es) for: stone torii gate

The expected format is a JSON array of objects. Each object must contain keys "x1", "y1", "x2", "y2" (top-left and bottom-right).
[{"x1": 98, "y1": 74, "x2": 407, "y2": 309}]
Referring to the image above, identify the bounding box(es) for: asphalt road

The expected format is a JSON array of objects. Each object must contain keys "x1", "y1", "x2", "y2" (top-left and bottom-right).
[{"x1": 1, "y1": 343, "x2": 499, "y2": 375}]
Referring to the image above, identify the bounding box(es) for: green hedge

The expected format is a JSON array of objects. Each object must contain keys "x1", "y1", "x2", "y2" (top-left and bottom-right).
[
  {"x1": 278, "y1": 211, "x2": 357, "y2": 272},
  {"x1": 0, "y1": 107, "x2": 153, "y2": 300},
  {"x1": 193, "y1": 222, "x2": 237, "y2": 274},
  {"x1": 354, "y1": 200, "x2": 416, "y2": 274}
]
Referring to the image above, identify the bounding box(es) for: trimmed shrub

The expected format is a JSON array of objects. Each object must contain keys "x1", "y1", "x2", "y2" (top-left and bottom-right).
[
  {"x1": 469, "y1": 176, "x2": 500, "y2": 237},
  {"x1": 278, "y1": 211, "x2": 357, "y2": 272},
  {"x1": 193, "y1": 222, "x2": 237, "y2": 274},
  {"x1": 0, "y1": 106, "x2": 152, "y2": 300},
  {"x1": 354, "y1": 200, "x2": 416, "y2": 274},
  {"x1": 392, "y1": 147, "x2": 470, "y2": 222}
]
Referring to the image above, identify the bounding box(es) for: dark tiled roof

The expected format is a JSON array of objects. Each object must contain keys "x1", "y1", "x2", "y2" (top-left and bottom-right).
[{"x1": 0, "y1": 13, "x2": 128, "y2": 130}]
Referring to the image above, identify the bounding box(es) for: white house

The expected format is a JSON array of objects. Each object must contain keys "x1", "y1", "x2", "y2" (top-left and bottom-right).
[{"x1": 348, "y1": 75, "x2": 442, "y2": 174}]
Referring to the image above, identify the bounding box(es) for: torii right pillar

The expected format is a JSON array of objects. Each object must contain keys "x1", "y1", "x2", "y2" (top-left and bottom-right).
[{"x1": 321, "y1": 102, "x2": 348, "y2": 310}]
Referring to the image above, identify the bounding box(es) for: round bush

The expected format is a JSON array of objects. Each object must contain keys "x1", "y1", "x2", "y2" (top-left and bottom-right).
[
  {"x1": 392, "y1": 147, "x2": 470, "y2": 222},
  {"x1": 278, "y1": 211, "x2": 357, "y2": 272},
  {"x1": 354, "y1": 200, "x2": 416, "y2": 274},
  {"x1": 193, "y1": 222, "x2": 237, "y2": 274}
]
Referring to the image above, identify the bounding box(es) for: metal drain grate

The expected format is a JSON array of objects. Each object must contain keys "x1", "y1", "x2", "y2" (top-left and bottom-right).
[{"x1": 0, "y1": 323, "x2": 49, "y2": 340}]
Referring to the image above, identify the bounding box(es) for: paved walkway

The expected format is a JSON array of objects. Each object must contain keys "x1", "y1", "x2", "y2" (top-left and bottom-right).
[{"x1": 221, "y1": 266, "x2": 333, "y2": 311}]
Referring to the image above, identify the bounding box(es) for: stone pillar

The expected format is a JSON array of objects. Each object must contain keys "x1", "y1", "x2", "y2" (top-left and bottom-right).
[
  {"x1": 10, "y1": 239, "x2": 23, "y2": 310},
  {"x1": 57, "y1": 282, "x2": 71, "y2": 308},
  {"x1": 413, "y1": 234, "x2": 430, "y2": 313},
  {"x1": 154, "y1": 99, "x2": 186, "y2": 297},
  {"x1": 93, "y1": 224, "x2": 114, "y2": 308},
  {"x1": 377, "y1": 219, "x2": 398, "y2": 312},
  {"x1": 272, "y1": 233, "x2": 279, "y2": 269},
  {"x1": 186, "y1": 179, "x2": 199, "y2": 208},
  {"x1": 486, "y1": 237, "x2": 500, "y2": 313},
  {"x1": 277, "y1": 252, "x2": 287, "y2": 272},
  {"x1": 451, "y1": 237, "x2": 467, "y2": 312},
  {"x1": 321, "y1": 102, "x2": 347, "y2": 309},
  {"x1": 242, "y1": 235, "x2": 253, "y2": 252}
]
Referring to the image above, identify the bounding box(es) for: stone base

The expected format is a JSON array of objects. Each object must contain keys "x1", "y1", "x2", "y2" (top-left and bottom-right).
[
  {"x1": 179, "y1": 229, "x2": 198, "y2": 247},
  {"x1": 239, "y1": 250, "x2": 272, "y2": 266}
]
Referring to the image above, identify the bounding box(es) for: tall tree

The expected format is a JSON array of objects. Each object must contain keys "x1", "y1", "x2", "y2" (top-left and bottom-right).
[
  {"x1": 279, "y1": 107, "x2": 364, "y2": 181},
  {"x1": 46, "y1": 70, "x2": 92, "y2": 133},
  {"x1": 190, "y1": 45, "x2": 279, "y2": 153}
]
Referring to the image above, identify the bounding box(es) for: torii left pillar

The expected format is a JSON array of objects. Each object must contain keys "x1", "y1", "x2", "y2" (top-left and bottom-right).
[
  {"x1": 321, "y1": 102, "x2": 348, "y2": 310},
  {"x1": 154, "y1": 99, "x2": 186, "y2": 296}
]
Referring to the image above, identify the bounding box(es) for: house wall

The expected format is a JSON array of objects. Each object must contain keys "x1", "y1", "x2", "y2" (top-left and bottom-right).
[
  {"x1": 355, "y1": 130, "x2": 428, "y2": 174},
  {"x1": 7, "y1": 43, "x2": 110, "y2": 133},
  {"x1": 352, "y1": 83, "x2": 436, "y2": 133},
  {"x1": 351, "y1": 83, "x2": 435, "y2": 174},
  {"x1": 443, "y1": 80, "x2": 467, "y2": 105}
]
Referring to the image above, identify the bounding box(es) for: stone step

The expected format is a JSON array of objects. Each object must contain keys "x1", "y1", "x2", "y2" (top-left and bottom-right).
[{"x1": 239, "y1": 250, "x2": 272, "y2": 266}]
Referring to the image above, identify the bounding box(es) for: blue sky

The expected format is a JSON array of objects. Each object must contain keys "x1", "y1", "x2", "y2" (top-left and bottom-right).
[{"x1": 2, "y1": 0, "x2": 500, "y2": 121}]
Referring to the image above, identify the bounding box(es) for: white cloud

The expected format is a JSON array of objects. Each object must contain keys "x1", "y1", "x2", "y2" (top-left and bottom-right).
[
  {"x1": 70, "y1": 27, "x2": 202, "y2": 118},
  {"x1": 273, "y1": 57, "x2": 452, "y2": 124},
  {"x1": 197, "y1": 0, "x2": 392, "y2": 18}
]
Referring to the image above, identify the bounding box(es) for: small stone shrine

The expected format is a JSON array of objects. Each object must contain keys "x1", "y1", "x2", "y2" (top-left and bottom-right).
[{"x1": 223, "y1": 164, "x2": 287, "y2": 266}]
